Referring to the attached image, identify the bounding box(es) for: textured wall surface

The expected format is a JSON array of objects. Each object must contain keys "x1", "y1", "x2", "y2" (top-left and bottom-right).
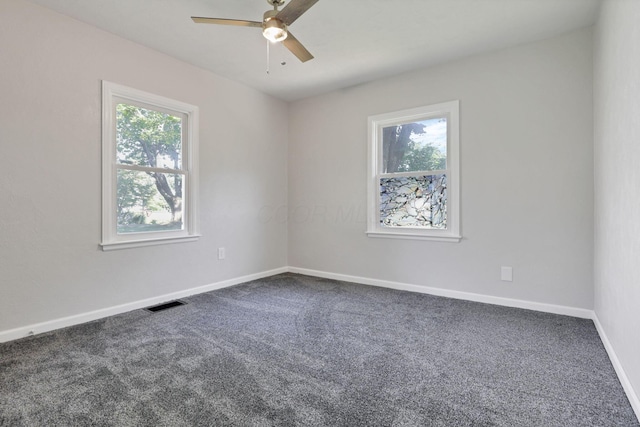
[
  {"x1": 0, "y1": 0, "x2": 288, "y2": 332},
  {"x1": 594, "y1": 0, "x2": 640, "y2": 412},
  {"x1": 288, "y1": 29, "x2": 594, "y2": 309}
]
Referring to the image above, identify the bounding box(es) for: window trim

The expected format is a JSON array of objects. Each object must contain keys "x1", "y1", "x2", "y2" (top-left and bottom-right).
[
  {"x1": 101, "y1": 81, "x2": 200, "y2": 251},
  {"x1": 367, "y1": 100, "x2": 461, "y2": 242}
]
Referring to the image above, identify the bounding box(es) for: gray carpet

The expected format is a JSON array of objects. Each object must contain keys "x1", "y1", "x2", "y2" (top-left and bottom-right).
[{"x1": 0, "y1": 273, "x2": 638, "y2": 426}]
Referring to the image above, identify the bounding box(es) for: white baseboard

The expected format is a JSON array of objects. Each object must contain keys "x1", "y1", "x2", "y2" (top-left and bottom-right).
[
  {"x1": 2, "y1": 265, "x2": 638, "y2": 423},
  {"x1": 592, "y1": 314, "x2": 640, "y2": 421},
  {"x1": 288, "y1": 266, "x2": 594, "y2": 319},
  {"x1": 0, "y1": 267, "x2": 288, "y2": 343},
  {"x1": 1, "y1": 265, "x2": 591, "y2": 344}
]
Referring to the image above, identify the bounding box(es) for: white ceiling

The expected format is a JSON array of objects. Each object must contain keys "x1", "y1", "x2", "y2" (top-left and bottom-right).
[{"x1": 27, "y1": 0, "x2": 601, "y2": 101}]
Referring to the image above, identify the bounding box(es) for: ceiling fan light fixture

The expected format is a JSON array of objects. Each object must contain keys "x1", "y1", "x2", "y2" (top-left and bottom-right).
[{"x1": 263, "y1": 18, "x2": 288, "y2": 42}]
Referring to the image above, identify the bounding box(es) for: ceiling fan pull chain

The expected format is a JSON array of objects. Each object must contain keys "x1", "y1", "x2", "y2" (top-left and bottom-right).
[{"x1": 266, "y1": 39, "x2": 270, "y2": 75}]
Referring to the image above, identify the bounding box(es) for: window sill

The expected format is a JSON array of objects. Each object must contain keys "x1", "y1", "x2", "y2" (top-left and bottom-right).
[
  {"x1": 366, "y1": 231, "x2": 461, "y2": 243},
  {"x1": 100, "y1": 234, "x2": 201, "y2": 251}
]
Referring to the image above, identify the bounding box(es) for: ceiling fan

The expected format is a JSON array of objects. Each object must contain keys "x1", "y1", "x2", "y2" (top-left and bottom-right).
[{"x1": 191, "y1": 0, "x2": 319, "y2": 63}]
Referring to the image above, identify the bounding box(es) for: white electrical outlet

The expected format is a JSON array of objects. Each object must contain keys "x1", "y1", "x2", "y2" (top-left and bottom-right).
[
  {"x1": 501, "y1": 266, "x2": 513, "y2": 282},
  {"x1": 218, "y1": 247, "x2": 226, "y2": 260}
]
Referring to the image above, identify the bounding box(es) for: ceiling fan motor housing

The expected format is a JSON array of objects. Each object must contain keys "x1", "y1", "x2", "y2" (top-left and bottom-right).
[{"x1": 263, "y1": 9, "x2": 288, "y2": 42}]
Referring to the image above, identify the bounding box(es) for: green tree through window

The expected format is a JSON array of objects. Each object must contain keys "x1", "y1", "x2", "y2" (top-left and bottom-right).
[
  {"x1": 116, "y1": 104, "x2": 184, "y2": 233},
  {"x1": 382, "y1": 118, "x2": 446, "y2": 173}
]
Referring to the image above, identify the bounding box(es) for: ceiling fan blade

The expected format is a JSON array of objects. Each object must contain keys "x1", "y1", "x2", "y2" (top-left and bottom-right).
[
  {"x1": 276, "y1": 0, "x2": 319, "y2": 26},
  {"x1": 191, "y1": 17, "x2": 262, "y2": 28},
  {"x1": 282, "y1": 32, "x2": 314, "y2": 62}
]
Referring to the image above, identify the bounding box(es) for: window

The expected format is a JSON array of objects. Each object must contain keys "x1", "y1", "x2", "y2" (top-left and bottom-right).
[
  {"x1": 367, "y1": 101, "x2": 460, "y2": 242},
  {"x1": 101, "y1": 81, "x2": 199, "y2": 250}
]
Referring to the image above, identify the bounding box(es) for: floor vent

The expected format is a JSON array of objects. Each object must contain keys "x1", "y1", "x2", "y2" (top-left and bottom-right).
[{"x1": 145, "y1": 300, "x2": 186, "y2": 313}]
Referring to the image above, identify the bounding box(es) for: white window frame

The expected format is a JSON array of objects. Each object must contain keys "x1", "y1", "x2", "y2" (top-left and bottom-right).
[
  {"x1": 101, "y1": 81, "x2": 200, "y2": 251},
  {"x1": 367, "y1": 100, "x2": 461, "y2": 242}
]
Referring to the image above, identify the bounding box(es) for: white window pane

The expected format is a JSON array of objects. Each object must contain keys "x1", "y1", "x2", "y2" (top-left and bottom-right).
[
  {"x1": 116, "y1": 103, "x2": 182, "y2": 170},
  {"x1": 382, "y1": 118, "x2": 447, "y2": 173},
  {"x1": 380, "y1": 174, "x2": 447, "y2": 229},
  {"x1": 117, "y1": 169, "x2": 184, "y2": 234}
]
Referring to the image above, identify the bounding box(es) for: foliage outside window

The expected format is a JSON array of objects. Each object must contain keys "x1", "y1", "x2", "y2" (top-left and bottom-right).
[
  {"x1": 367, "y1": 101, "x2": 460, "y2": 241},
  {"x1": 101, "y1": 82, "x2": 199, "y2": 250}
]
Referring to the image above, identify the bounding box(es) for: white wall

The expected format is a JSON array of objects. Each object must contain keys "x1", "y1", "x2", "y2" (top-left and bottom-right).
[
  {"x1": 288, "y1": 29, "x2": 594, "y2": 309},
  {"x1": 594, "y1": 0, "x2": 640, "y2": 411},
  {"x1": 0, "y1": 0, "x2": 288, "y2": 332}
]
